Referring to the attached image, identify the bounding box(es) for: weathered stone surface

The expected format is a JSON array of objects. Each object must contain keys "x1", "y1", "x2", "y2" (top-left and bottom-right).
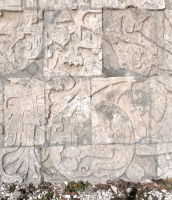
[
  {"x1": 39, "y1": 0, "x2": 91, "y2": 10},
  {"x1": 165, "y1": 0, "x2": 172, "y2": 9},
  {"x1": 41, "y1": 144, "x2": 135, "y2": 183},
  {"x1": 0, "y1": 147, "x2": 41, "y2": 184},
  {"x1": 103, "y1": 8, "x2": 164, "y2": 77},
  {"x1": 45, "y1": 77, "x2": 91, "y2": 146},
  {"x1": 127, "y1": 0, "x2": 165, "y2": 10},
  {"x1": 0, "y1": 11, "x2": 43, "y2": 78},
  {"x1": 4, "y1": 78, "x2": 46, "y2": 147},
  {"x1": 0, "y1": 0, "x2": 23, "y2": 11},
  {"x1": 0, "y1": 0, "x2": 172, "y2": 185},
  {"x1": 91, "y1": 0, "x2": 165, "y2": 9},
  {"x1": 44, "y1": 9, "x2": 102, "y2": 77},
  {"x1": 124, "y1": 155, "x2": 157, "y2": 182}
]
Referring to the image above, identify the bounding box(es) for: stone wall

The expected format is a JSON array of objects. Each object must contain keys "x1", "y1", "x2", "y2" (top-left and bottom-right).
[{"x1": 0, "y1": 0, "x2": 172, "y2": 184}]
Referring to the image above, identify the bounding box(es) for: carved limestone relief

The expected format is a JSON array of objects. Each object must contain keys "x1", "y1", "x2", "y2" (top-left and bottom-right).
[
  {"x1": 45, "y1": 74, "x2": 91, "y2": 147},
  {"x1": 91, "y1": 77, "x2": 148, "y2": 143},
  {"x1": 149, "y1": 77, "x2": 172, "y2": 143},
  {"x1": 91, "y1": 0, "x2": 126, "y2": 9},
  {"x1": 0, "y1": 147, "x2": 41, "y2": 184},
  {"x1": 0, "y1": 11, "x2": 43, "y2": 77},
  {"x1": 0, "y1": 0, "x2": 172, "y2": 185},
  {"x1": 103, "y1": 8, "x2": 164, "y2": 77},
  {"x1": 41, "y1": 144, "x2": 135, "y2": 183},
  {"x1": 4, "y1": 78, "x2": 46, "y2": 147},
  {"x1": 44, "y1": 9, "x2": 102, "y2": 77}
]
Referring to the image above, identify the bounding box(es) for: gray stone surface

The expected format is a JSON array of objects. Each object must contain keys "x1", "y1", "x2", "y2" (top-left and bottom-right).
[{"x1": 0, "y1": 0, "x2": 172, "y2": 185}]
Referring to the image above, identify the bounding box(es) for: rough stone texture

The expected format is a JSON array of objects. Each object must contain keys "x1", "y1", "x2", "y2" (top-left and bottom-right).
[{"x1": 0, "y1": 0, "x2": 172, "y2": 185}]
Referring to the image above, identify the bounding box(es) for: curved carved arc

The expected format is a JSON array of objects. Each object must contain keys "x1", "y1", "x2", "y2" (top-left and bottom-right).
[
  {"x1": 91, "y1": 146, "x2": 134, "y2": 179},
  {"x1": 91, "y1": 79, "x2": 133, "y2": 97},
  {"x1": 23, "y1": 26, "x2": 43, "y2": 60},
  {"x1": 119, "y1": 95, "x2": 148, "y2": 140},
  {"x1": 0, "y1": 30, "x2": 25, "y2": 65},
  {"x1": 50, "y1": 144, "x2": 134, "y2": 182},
  {"x1": 1, "y1": 147, "x2": 41, "y2": 183},
  {"x1": 0, "y1": 147, "x2": 22, "y2": 184},
  {"x1": 93, "y1": 99, "x2": 135, "y2": 144}
]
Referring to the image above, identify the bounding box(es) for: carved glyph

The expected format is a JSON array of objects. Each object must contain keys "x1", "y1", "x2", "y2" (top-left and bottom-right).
[
  {"x1": 44, "y1": 9, "x2": 102, "y2": 77},
  {"x1": 0, "y1": 0, "x2": 172, "y2": 185},
  {"x1": 0, "y1": 11, "x2": 43, "y2": 77}
]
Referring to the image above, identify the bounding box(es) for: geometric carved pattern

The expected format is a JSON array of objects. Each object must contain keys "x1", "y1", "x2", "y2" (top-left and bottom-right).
[{"x1": 1, "y1": 0, "x2": 172, "y2": 184}]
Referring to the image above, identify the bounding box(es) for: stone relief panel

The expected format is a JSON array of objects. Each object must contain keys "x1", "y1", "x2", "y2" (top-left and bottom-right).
[
  {"x1": 0, "y1": 0, "x2": 172, "y2": 185},
  {"x1": 91, "y1": 77, "x2": 147, "y2": 144},
  {"x1": 103, "y1": 8, "x2": 164, "y2": 77},
  {"x1": 44, "y1": 9, "x2": 102, "y2": 77},
  {"x1": 4, "y1": 78, "x2": 46, "y2": 147},
  {"x1": 41, "y1": 144, "x2": 135, "y2": 183},
  {"x1": 149, "y1": 77, "x2": 172, "y2": 144},
  {"x1": 41, "y1": 77, "x2": 139, "y2": 183},
  {"x1": 45, "y1": 74, "x2": 91, "y2": 147},
  {"x1": 0, "y1": 11, "x2": 43, "y2": 78}
]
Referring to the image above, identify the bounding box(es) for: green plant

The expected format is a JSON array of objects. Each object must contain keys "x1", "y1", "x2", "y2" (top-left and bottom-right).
[
  {"x1": 165, "y1": 177, "x2": 169, "y2": 187},
  {"x1": 162, "y1": 176, "x2": 172, "y2": 191},
  {"x1": 45, "y1": 192, "x2": 53, "y2": 199},
  {"x1": 65, "y1": 180, "x2": 91, "y2": 194}
]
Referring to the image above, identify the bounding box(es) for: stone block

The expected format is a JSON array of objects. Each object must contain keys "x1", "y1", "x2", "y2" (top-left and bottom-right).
[
  {"x1": 4, "y1": 78, "x2": 46, "y2": 147},
  {"x1": 91, "y1": 77, "x2": 147, "y2": 144},
  {"x1": 0, "y1": 11, "x2": 43, "y2": 78},
  {"x1": 0, "y1": 0, "x2": 171, "y2": 185},
  {"x1": 45, "y1": 77, "x2": 91, "y2": 147},
  {"x1": 103, "y1": 8, "x2": 164, "y2": 77},
  {"x1": 44, "y1": 9, "x2": 102, "y2": 77}
]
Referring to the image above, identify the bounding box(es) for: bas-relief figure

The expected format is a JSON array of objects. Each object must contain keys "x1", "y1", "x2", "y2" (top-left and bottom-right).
[
  {"x1": 0, "y1": 0, "x2": 172, "y2": 185},
  {"x1": 0, "y1": 78, "x2": 45, "y2": 183}
]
